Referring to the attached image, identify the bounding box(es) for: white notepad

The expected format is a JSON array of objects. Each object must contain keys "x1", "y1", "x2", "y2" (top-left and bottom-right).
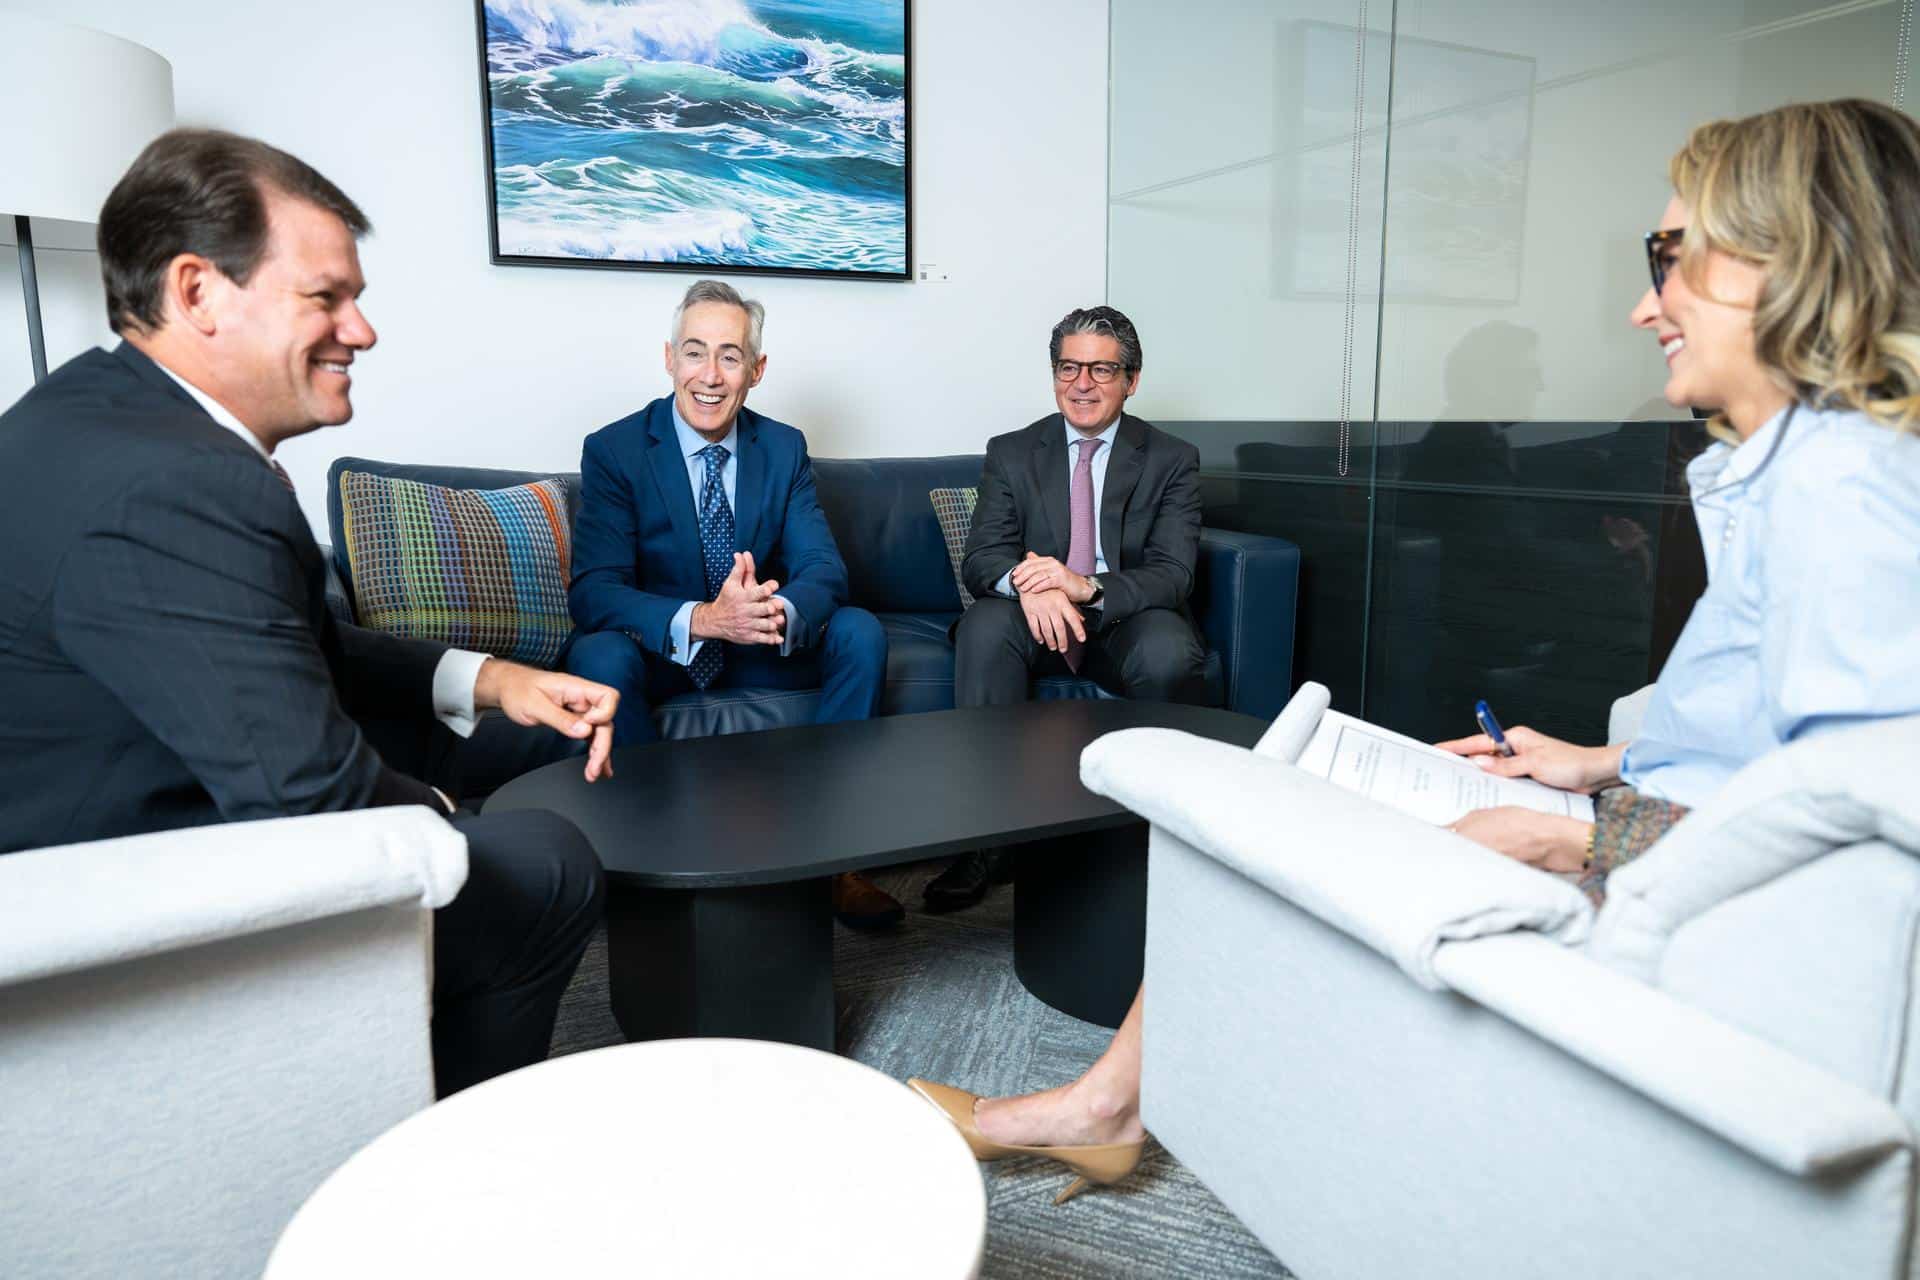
[{"x1": 1292, "y1": 706, "x2": 1596, "y2": 826}]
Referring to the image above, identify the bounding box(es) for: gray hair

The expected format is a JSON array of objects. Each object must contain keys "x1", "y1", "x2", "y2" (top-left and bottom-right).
[
  {"x1": 670, "y1": 279, "x2": 766, "y2": 362},
  {"x1": 1048, "y1": 305, "x2": 1143, "y2": 371}
]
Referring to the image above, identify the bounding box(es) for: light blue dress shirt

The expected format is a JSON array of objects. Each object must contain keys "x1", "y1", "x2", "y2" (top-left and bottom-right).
[
  {"x1": 993, "y1": 418, "x2": 1118, "y2": 601},
  {"x1": 1623, "y1": 402, "x2": 1920, "y2": 807},
  {"x1": 667, "y1": 403, "x2": 800, "y2": 666}
]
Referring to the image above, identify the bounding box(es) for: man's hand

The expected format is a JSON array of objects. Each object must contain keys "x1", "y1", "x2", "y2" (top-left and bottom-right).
[
  {"x1": 1446, "y1": 807, "x2": 1593, "y2": 874},
  {"x1": 1434, "y1": 725, "x2": 1623, "y2": 794},
  {"x1": 474, "y1": 659, "x2": 620, "y2": 782},
  {"x1": 1011, "y1": 551, "x2": 1095, "y2": 604},
  {"x1": 692, "y1": 552, "x2": 785, "y2": 646},
  {"x1": 1020, "y1": 587, "x2": 1086, "y2": 653}
]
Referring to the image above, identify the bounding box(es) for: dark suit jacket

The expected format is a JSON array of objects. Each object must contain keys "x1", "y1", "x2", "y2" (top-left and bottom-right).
[
  {"x1": 568, "y1": 396, "x2": 849, "y2": 656},
  {"x1": 961, "y1": 412, "x2": 1203, "y2": 628},
  {"x1": 0, "y1": 343, "x2": 445, "y2": 854}
]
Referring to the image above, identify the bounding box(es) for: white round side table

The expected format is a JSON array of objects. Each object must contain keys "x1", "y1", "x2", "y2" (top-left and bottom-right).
[{"x1": 265, "y1": 1039, "x2": 986, "y2": 1279}]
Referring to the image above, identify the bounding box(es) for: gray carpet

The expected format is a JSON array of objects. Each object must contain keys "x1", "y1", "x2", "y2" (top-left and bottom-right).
[{"x1": 548, "y1": 862, "x2": 1293, "y2": 1279}]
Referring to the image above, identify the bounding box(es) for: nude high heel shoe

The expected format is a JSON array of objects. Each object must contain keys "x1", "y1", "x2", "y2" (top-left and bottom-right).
[{"x1": 906, "y1": 1078, "x2": 1145, "y2": 1204}]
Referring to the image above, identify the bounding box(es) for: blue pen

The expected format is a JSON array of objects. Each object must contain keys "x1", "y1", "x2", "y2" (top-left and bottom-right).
[{"x1": 1474, "y1": 700, "x2": 1516, "y2": 758}]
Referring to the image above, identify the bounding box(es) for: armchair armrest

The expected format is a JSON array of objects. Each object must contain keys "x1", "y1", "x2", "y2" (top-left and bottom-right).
[
  {"x1": 1081, "y1": 728, "x2": 1591, "y2": 989},
  {"x1": 1194, "y1": 528, "x2": 1299, "y2": 721},
  {"x1": 0, "y1": 807, "x2": 467, "y2": 990},
  {"x1": 1435, "y1": 933, "x2": 1912, "y2": 1176}
]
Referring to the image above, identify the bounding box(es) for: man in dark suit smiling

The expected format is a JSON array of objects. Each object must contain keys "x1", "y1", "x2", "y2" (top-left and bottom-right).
[
  {"x1": 925, "y1": 306, "x2": 1212, "y2": 912},
  {"x1": 564, "y1": 280, "x2": 899, "y2": 929},
  {"x1": 0, "y1": 129, "x2": 615, "y2": 1095}
]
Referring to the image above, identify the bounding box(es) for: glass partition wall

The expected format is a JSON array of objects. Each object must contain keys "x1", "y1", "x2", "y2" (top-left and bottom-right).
[{"x1": 1110, "y1": 0, "x2": 1915, "y2": 742}]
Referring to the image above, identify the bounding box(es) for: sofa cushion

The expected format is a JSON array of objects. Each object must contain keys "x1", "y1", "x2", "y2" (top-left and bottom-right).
[
  {"x1": 928, "y1": 487, "x2": 979, "y2": 608},
  {"x1": 813, "y1": 457, "x2": 980, "y2": 613},
  {"x1": 335, "y1": 469, "x2": 574, "y2": 668}
]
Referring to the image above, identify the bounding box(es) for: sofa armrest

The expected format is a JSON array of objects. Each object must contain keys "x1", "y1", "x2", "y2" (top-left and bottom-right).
[
  {"x1": 0, "y1": 807, "x2": 467, "y2": 990},
  {"x1": 317, "y1": 540, "x2": 356, "y2": 624},
  {"x1": 1194, "y1": 528, "x2": 1299, "y2": 721},
  {"x1": 1435, "y1": 933, "x2": 1912, "y2": 1175},
  {"x1": 1081, "y1": 728, "x2": 1591, "y2": 988}
]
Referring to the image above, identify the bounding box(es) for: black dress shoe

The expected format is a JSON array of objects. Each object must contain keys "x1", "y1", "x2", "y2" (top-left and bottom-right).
[{"x1": 922, "y1": 849, "x2": 1015, "y2": 914}]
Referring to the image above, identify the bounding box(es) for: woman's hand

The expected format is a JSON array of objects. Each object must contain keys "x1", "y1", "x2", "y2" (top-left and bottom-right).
[
  {"x1": 1447, "y1": 807, "x2": 1593, "y2": 873},
  {"x1": 1434, "y1": 726, "x2": 1623, "y2": 794}
]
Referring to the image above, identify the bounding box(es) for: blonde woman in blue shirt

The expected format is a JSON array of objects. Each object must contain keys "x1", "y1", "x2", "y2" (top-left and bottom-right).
[{"x1": 908, "y1": 98, "x2": 1920, "y2": 1204}]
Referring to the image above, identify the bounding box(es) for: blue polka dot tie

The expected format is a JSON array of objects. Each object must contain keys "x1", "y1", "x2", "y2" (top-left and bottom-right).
[{"x1": 688, "y1": 443, "x2": 732, "y2": 690}]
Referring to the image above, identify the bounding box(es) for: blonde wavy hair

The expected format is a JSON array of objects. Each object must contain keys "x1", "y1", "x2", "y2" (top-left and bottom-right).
[{"x1": 1670, "y1": 98, "x2": 1920, "y2": 433}]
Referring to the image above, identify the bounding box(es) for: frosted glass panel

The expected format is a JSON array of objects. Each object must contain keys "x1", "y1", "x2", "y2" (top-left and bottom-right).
[{"x1": 1109, "y1": 0, "x2": 1914, "y2": 731}]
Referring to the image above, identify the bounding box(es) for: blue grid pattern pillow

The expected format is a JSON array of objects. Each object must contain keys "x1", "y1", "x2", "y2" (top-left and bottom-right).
[{"x1": 337, "y1": 471, "x2": 573, "y2": 668}]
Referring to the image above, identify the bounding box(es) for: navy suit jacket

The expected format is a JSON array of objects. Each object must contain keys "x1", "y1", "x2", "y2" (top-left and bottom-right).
[
  {"x1": 0, "y1": 343, "x2": 445, "y2": 854},
  {"x1": 568, "y1": 396, "x2": 849, "y2": 657}
]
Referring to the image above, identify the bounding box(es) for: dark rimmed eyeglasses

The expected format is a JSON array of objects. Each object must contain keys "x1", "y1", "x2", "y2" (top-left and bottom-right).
[
  {"x1": 1053, "y1": 359, "x2": 1130, "y2": 384},
  {"x1": 1645, "y1": 227, "x2": 1683, "y2": 294}
]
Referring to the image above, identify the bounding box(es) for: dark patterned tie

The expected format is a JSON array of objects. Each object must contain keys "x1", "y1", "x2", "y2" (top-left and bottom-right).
[
  {"x1": 688, "y1": 443, "x2": 733, "y2": 690},
  {"x1": 269, "y1": 458, "x2": 295, "y2": 492}
]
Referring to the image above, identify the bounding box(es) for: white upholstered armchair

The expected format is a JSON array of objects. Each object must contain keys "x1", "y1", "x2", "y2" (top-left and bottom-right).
[
  {"x1": 1083, "y1": 689, "x2": 1920, "y2": 1279},
  {"x1": 0, "y1": 807, "x2": 465, "y2": 1280}
]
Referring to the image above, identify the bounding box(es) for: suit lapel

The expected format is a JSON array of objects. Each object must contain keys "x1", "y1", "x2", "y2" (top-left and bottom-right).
[
  {"x1": 1099, "y1": 414, "x2": 1147, "y2": 569},
  {"x1": 732, "y1": 412, "x2": 764, "y2": 557},
  {"x1": 1029, "y1": 416, "x2": 1070, "y2": 558},
  {"x1": 644, "y1": 401, "x2": 703, "y2": 571}
]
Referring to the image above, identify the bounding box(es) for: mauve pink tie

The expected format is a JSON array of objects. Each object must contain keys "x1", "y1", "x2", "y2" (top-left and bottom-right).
[{"x1": 1064, "y1": 436, "x2": 1103, "y2": 672}]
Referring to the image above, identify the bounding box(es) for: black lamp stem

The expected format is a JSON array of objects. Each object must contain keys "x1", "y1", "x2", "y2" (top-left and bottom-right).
[{"x1": 15, "y1": 214, "x2": 48, "y2": 385}]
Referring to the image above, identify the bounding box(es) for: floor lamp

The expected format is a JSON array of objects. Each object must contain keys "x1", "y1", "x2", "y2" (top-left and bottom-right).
[{"x1": 0, "y1": 14, "x2": 172, "y2": 385}]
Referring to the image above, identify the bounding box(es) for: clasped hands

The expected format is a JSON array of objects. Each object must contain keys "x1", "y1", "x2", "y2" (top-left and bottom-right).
[
  {"x1": 1009, "y1": 552, "x2": 1097, "y2": 653},
  {"x1": 693, "y1": 552, "x2": 786, "y2": 646},
  {"x1": 1432, "y1": 725, "x2": 1625, "y2": 872}
]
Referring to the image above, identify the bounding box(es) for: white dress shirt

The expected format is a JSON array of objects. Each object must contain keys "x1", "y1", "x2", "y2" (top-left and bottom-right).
[
  {"x1": 994, "y1": 417, "x2": 1119, "y2": 601},
  {"x1": 155, "y1": 360, "x2": 487, "y2": 737},
  {"x1": 666, "y1": 402, "x2": 801, "y2": 665}
]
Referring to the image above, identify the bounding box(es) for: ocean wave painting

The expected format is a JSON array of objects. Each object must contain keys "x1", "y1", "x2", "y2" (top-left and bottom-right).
[{"x1": 477, "y1": 0, "x2": 909, "y2": 278}]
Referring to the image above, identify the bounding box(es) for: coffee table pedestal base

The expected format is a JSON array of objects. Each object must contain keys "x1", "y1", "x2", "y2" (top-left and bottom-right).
[
  {"x1": 1012, "y1": 825, "x2": 1147, "y2": 1029},
  {"x1": 606, "y1": 878, "x2": 835, "y2": 1050}
]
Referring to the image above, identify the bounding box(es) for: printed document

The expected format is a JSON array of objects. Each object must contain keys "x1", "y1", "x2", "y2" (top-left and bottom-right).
[{"x1": 1294, "y1": 710, "x2": 1596, "y2": 826}]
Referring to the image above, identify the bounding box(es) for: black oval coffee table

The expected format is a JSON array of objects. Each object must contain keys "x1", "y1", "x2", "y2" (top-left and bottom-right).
[{"x1": 486, "y1": 699, "x2": 1264, "y2": 1049}]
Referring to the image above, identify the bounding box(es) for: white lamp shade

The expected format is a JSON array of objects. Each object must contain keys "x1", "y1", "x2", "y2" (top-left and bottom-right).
[{"x1": 0, "y1": 13, "x2": 173, "y2": 225}]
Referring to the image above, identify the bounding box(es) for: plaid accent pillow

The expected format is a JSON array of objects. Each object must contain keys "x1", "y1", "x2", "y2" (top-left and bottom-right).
[
  {"x1": 337, "y1": 471, "x2": 574, "y2": 668},
  {"x1": 929, "y1": 486, "x2": 979, "y2": 608}
]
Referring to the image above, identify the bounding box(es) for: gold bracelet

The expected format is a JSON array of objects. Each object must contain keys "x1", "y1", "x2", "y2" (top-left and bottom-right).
[{"x1": 1582, "y1": 822, "x2": 1598, "y2": 871}]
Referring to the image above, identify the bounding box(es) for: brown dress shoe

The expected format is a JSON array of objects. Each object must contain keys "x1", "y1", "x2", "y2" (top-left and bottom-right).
[{"x1": 833, "y1": 871, "x2": 904, "y2": 930}]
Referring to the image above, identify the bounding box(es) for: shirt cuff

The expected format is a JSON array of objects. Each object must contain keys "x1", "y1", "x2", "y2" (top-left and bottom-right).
[
  {"x1": 993, "y1": 569, "x2": 1016, "y2": 599},
  {"x1": 433, "y1": 648, "x2": 489, "y2": 739},
  {"x1": 776, "y1": 594, "x2": 802, "y2": 656},
  {"x1": 670, "y1": 600, "x2": 703, "y2": 668}
]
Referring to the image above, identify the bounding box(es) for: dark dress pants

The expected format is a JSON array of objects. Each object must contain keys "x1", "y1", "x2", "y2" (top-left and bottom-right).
[
  {"x1": 564, "y1": 606, "x2": 888, "y2": 745},
  {"x1": 355, "y1": 713, "x2": 605, "y2": 1097},
  {"x1": 953, "y1": 597, "x2": 1211, "y2": 707}
]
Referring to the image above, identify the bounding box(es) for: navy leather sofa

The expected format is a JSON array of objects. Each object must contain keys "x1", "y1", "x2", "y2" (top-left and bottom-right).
[{"x1": 326, "y1": 455, "x2": 1300, "y2": 751}]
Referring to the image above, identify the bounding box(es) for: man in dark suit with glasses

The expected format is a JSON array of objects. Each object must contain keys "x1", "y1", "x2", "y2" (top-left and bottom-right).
[{"x1": 924, "y1": 306, "x2": 1212, "y2": 912}]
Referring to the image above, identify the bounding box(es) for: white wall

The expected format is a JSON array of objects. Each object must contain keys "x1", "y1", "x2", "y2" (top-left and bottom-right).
[{"x1": 0, "y1": 0, "x2": 1110, "y2": 534}]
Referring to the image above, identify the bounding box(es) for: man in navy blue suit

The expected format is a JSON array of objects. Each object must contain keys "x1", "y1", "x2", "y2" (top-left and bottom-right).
[{"x1": 565, "y1": 280, "x2": 899, "y2": 928}]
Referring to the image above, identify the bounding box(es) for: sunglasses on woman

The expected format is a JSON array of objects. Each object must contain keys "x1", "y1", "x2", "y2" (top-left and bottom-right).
[{"x1": 1645, "y1": 227, "x2": 1683, "y2": 294}]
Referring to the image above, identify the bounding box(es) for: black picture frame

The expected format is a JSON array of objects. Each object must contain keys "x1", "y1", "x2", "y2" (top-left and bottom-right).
[{"x1": 472, "y1": 0, "x2": 912, "y2": 282}]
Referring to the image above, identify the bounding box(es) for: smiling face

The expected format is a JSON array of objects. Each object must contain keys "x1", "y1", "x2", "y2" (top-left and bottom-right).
[
  {"x1": 209, "y1": 190, "x2": 376, "y2": 443},
  {"x1": 1053, "y1": 331, "x2": 1140, "y2": 434},
  {"x1": 1629, "y1": 195, "x2": 1783, "y2": 433},
  {"x1": 664, "y1": 300, "x2": 766, "y2": 441}
]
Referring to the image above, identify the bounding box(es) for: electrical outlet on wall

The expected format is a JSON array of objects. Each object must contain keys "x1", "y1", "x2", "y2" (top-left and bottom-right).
[{"x1": 916, "y1": 263, "x2": 950, "y2": 283}]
